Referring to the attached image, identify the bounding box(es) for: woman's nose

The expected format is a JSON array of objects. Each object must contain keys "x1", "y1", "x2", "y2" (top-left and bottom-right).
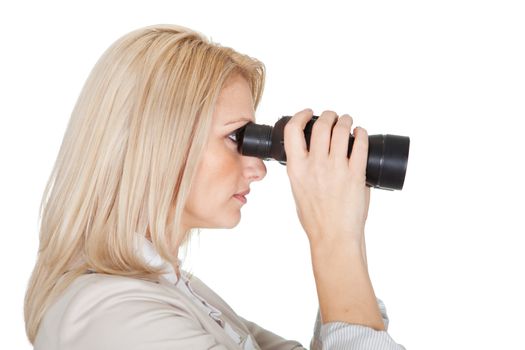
[{"x1": 243, "y1": 156, "x2": 267, "y2": 182}]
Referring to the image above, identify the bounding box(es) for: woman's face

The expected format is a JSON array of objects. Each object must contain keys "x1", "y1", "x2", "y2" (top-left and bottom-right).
[{"x1": 181, "y1": 74, "x2": 267, "y2": 231}]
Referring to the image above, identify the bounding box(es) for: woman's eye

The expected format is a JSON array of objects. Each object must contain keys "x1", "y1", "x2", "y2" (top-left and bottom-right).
[{"x1": 227, "y1": 131, "x2": 239, "y2": 143}]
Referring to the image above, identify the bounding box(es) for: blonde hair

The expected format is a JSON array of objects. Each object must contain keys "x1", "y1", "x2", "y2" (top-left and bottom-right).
[{"x1": 24, "y1": 24, "x2": 265, "y2": 343}]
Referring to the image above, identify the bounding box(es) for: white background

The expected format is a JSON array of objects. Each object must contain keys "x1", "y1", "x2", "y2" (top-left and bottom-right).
[{"x1": 1, "y1": 1, "x2": 524, "y2": 349}]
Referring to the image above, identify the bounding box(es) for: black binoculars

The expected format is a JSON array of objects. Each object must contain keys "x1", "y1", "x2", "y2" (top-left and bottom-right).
[{"x1": 231, "y1": 115, "x2": 410, "y2": 191}]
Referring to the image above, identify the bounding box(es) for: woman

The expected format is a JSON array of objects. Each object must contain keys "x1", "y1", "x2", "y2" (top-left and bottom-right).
[{"x1": 24, "y1": 24, "x2": 404, "y2": 349}]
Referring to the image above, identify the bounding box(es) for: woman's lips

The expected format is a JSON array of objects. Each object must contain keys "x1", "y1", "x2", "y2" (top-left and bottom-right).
[
  {"x1": 233, "y1": 188, "x2": 249, "y2": 204},
  {"x1": 233, "y1": 194, "x2": 247, "y2": 204}
]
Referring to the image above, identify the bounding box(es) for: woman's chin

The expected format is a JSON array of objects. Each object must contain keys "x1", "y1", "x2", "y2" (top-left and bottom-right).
[
  {"x1": 224, "y1": 210, "x2": 242, "y2": 229},
  {"x1": 208, "y1": 210, "x2": 241, "y2": 229},
  {"x1": 225, "y1": 214, "x2": 241, "y2": 229}
]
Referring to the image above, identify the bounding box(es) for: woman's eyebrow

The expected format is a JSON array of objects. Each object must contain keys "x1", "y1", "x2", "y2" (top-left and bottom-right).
[{"x1": 225, "y1": 117, "x2": 254, "y2": 126}]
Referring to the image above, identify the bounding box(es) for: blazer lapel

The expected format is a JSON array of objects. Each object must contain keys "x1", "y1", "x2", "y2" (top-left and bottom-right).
[{"x1": 156, "y1": 274, "x2": 255, "y2": 350}]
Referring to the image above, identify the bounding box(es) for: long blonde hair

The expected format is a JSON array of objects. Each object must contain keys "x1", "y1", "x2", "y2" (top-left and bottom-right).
[{"x1": 24, "y1": 24, "x2": 265, "y2": 343}]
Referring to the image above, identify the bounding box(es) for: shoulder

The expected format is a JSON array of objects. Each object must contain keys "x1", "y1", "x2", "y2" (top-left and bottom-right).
[
  {"x1": 59, "y1": 273, "x2": 193, "y2": 317},
  {"x1": 35, "y1": 273, "x2": 198, "y2": 350}
]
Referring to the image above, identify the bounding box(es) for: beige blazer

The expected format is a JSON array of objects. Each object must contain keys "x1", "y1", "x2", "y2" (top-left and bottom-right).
[{"x1": 34, "y1": 272, "x2": 307, "y2": 350}]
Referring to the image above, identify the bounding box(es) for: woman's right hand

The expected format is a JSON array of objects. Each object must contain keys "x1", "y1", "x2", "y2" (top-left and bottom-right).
[{"x1": 283, "y1": 108, "x2": 371, "y2": 249}]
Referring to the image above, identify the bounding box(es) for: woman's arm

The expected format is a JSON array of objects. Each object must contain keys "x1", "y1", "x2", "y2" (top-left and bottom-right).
[
  {"x1": 311, "y1": 240, "x2": 384, "y2": 330},
  {"x1": 310, "y1": 298, "x2": 405, "y2": 350},
  {"x1": 239, "y1": 297, "x2": 403, "y2": 350},
  {"x1": 35, "y1": 275, "x2": 233, "y2": 350},
  {"x1": 282, "y1": 110, "x2": 403, "y2": 338}
]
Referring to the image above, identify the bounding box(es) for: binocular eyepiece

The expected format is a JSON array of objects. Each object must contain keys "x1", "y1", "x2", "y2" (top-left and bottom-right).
[{"x1": 233, "y1": 115, "x2": 410, "y2": 191}]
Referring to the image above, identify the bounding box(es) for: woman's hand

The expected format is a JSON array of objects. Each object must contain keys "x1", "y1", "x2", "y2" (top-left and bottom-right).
[
  {"x1": 284, "y1": 109, "x2": 384, "y2": 329},
  {"x1": 283, "y1": 108, "x2": 371, "y2": 248}
]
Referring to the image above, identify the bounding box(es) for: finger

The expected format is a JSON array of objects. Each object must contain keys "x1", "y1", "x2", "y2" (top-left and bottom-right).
[
  {"x1": 348, "y1": 126, "x2": 369, "y2": 183},
  {"x1": 309, "y1": 110, "x2": 338, "y2": 162},
  {"x1": 283, "y1": 108, "x2": 314, "y2": 161},
  {"x1": 329, "y1": 114, "x2": 353, "y2": 164}
]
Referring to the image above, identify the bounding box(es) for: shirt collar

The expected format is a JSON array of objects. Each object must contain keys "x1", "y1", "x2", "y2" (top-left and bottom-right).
[{"x1": 135, "y1": 233, "x2": 182, "y2": 284}]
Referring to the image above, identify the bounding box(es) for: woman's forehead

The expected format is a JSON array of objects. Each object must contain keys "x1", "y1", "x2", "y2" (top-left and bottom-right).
[{"x1": 214, "y1": 78, "x2": 255, "y2": 125}]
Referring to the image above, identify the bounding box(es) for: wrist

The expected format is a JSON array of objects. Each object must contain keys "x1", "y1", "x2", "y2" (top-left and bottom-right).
[
  {"x1": 310, "y1": 238, "x2": 369, "y2": 286},
  {"x1": 310, "y1": 236, "x2": 364, "y2": 263}
]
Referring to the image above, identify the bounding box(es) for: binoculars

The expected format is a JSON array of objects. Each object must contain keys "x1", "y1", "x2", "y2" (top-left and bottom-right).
[{"x1": 232, "y1": 115, "x2": 410, "y2": 191}]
